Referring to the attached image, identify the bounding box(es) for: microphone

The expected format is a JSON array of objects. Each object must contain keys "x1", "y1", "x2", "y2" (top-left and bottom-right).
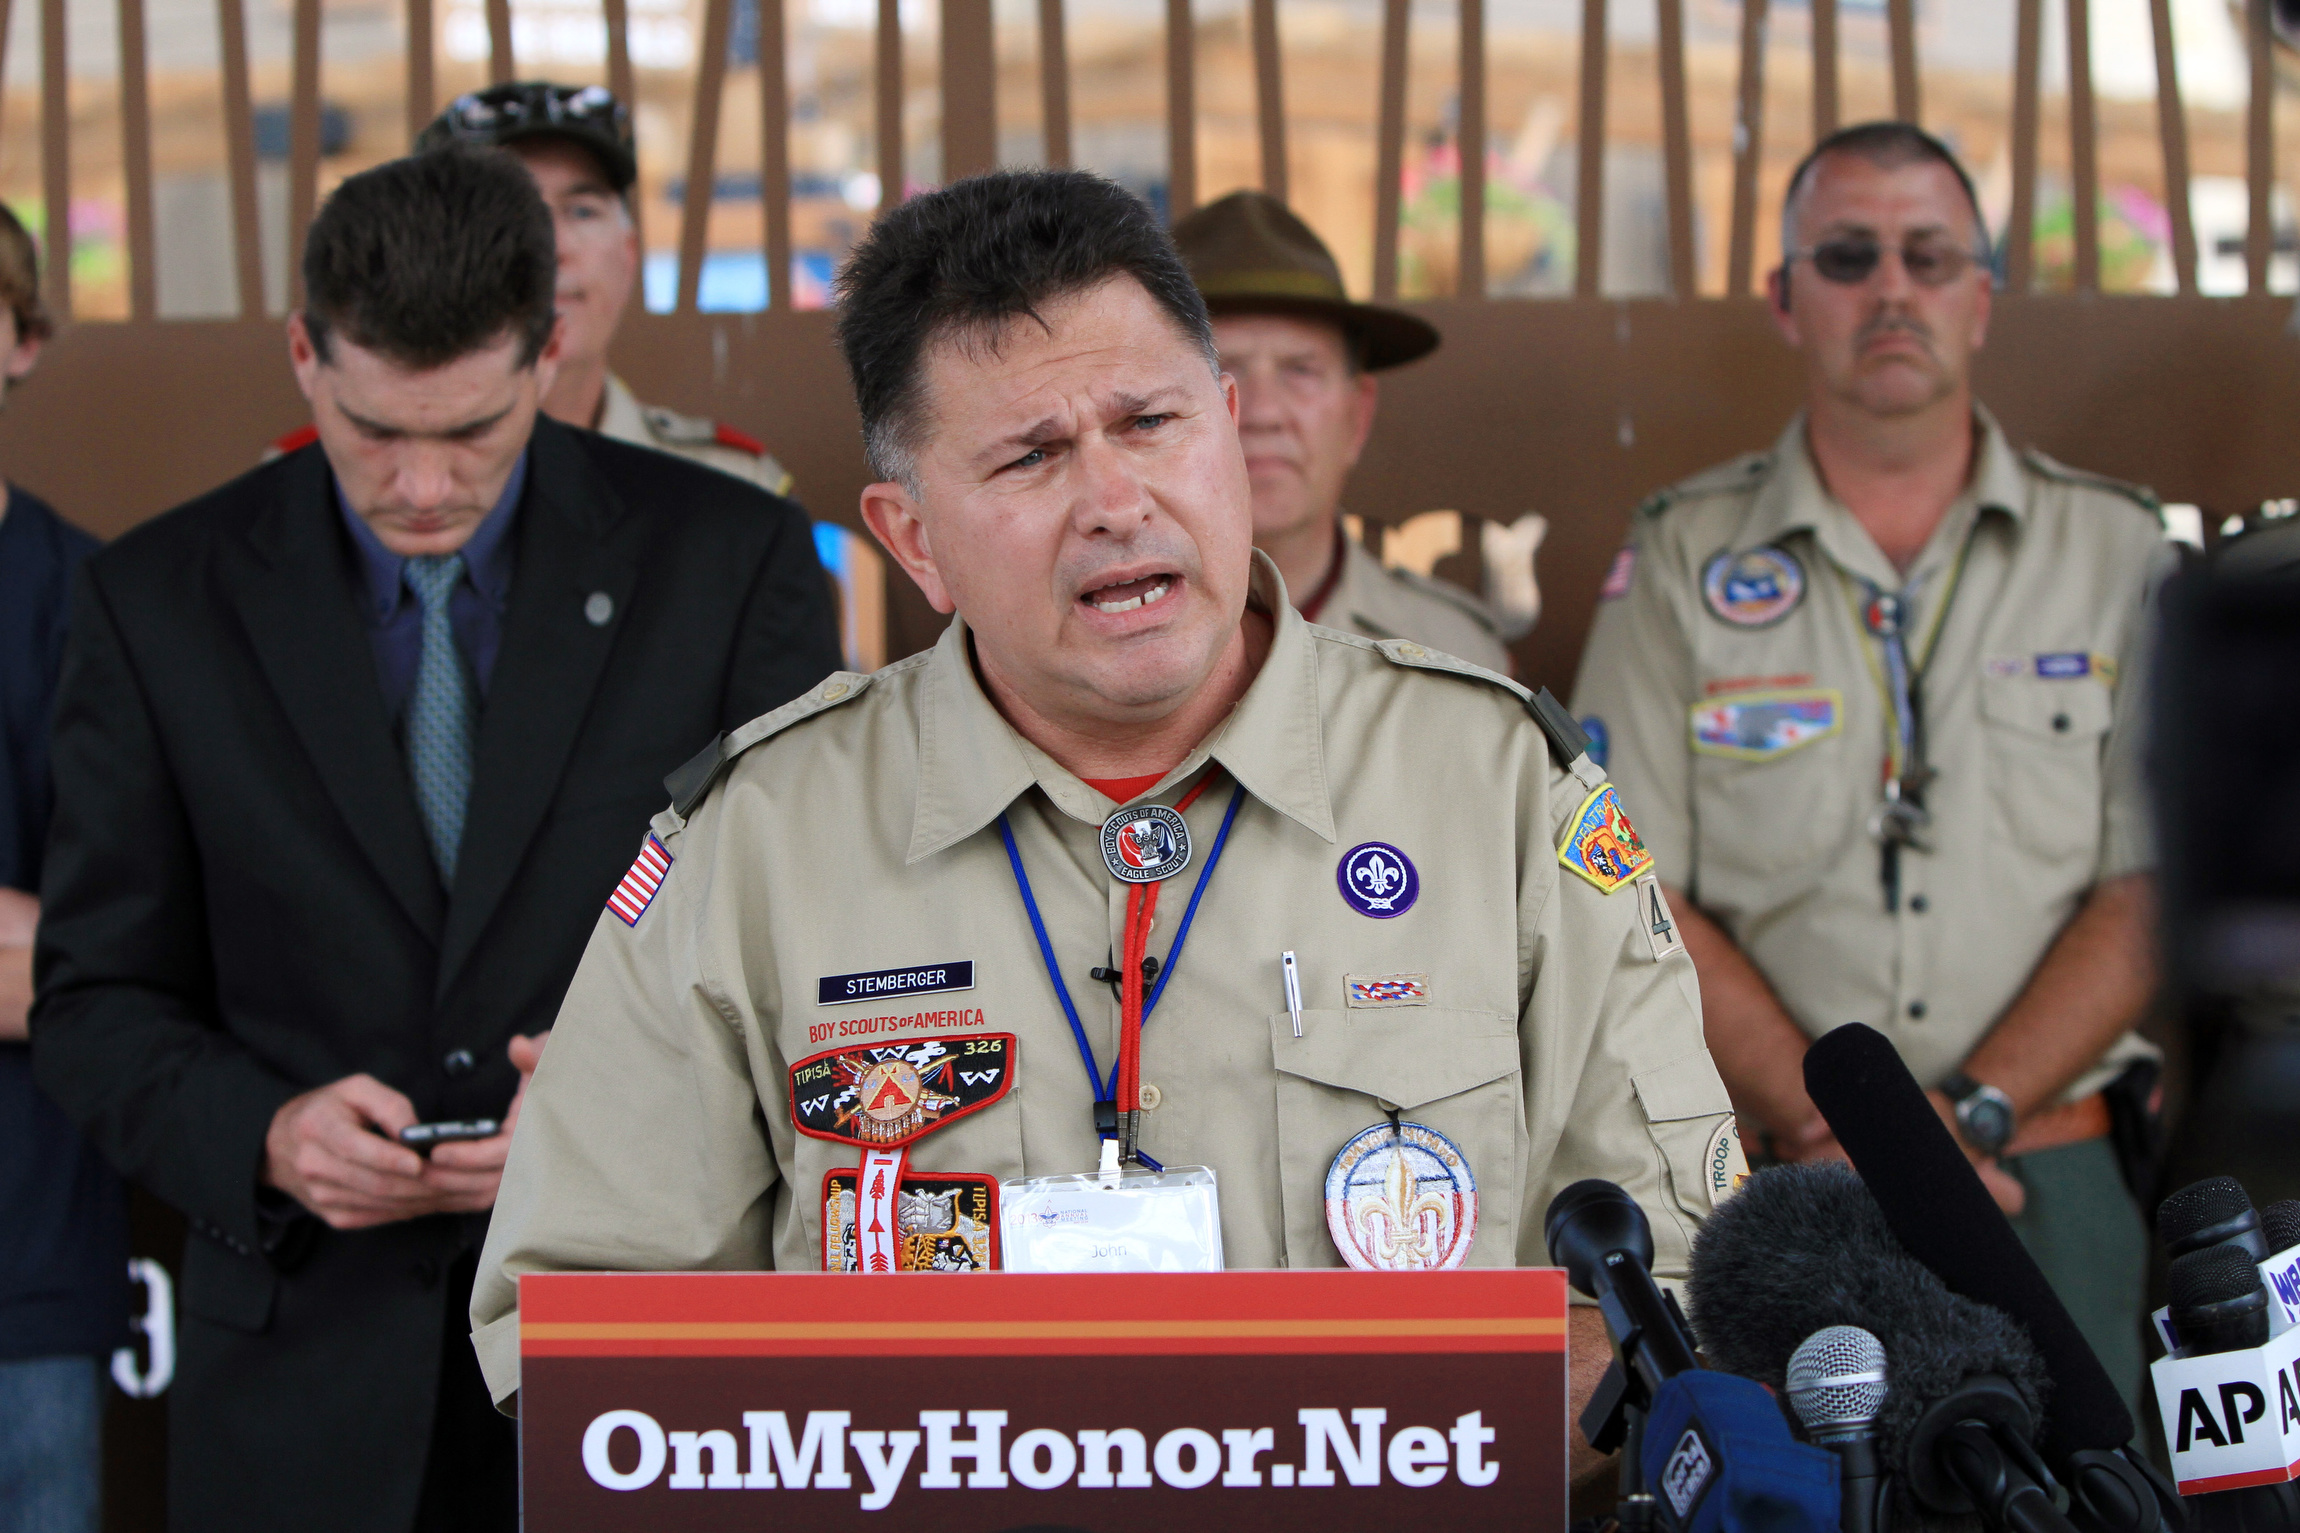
[
  {"x1": 1803, "y1": 1025, "x2": 2182, "y2": 1533},
  {"x1": 2161, "y1": 1178, "x2": 2272, "y2": 1263},
  {"x1": 2263, "y1": 1202, "x2": 2300, "y2": 1259},
  {"x1": 1787, "y1": 1325, "x2": 1887, "y2": 1533},
  {"x1": 2169, "y1": 1245, "x2": 2272, "y2": 1357}
]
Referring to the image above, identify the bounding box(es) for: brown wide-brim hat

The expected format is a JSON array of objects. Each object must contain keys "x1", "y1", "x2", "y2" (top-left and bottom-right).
[{"x1": 1171, "y1": 190, "x2": 1440, "y2": 371}]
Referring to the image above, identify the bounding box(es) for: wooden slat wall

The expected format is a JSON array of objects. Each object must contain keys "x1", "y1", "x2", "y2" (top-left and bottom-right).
[
  {"x1": 117, "y1": 0, "x2": 153, "y2": 319},
  {"x1": 1574, "y1": 0, "x2": 1604, "y2": 298},
  {"x1": 1038, "y1": 0, "x2": 1070, "y2": 169},
  {"x1": 604, "y1": 0, "x2": 634, "y2": 129},
  {"x1": 405, "y1": 0, "x2": 433, "y2": 142},
  {"x1": 1726, "y1": 0, "x2": 1766, "y2": 297},
  {"x1": 760, "y1": 0, "x2": 790, "y2": 310},
  {"x1": 1809, "y1": 0, "x2": 1837, "y2": 138},
  {"x1": 1457, "y1": 0, "x2": 1483, "y2": 297},
  {"x1": 1166, "y1": 0, "x2": 1195, "y2": 217},
  {"x1": 287, "y1": 0, "x2": 320, "y2": 305},
  {"x1": 1250, "y1": 0, "x2": 1284, "y2": 200},
  {"x1": 219, "y1": 0, "x2": 262, "y2": 316},
  {"x1": 2066, "y1": 0, "x2": 2099, "y2": 293},
  {"x1": 2150, "y1": 0, "x2": 2196, "y2": 297},
  {"x1": 676, "y1": 0, "x2": 732, "y2": 312},
  {"x1": 485, "y1": 0, "x2": 513, "y2": 84},
  {"x1": 2006, "y1": 0, "x2": 2042, "y2": 292},
  {"x1": 874, "y1": 0, "x2": 900, "y2": 218},
  {"x1": 1371, "y1": 0, "x2": 1406, "y2": 300},
  {"x1": 1655, "y1": 0, "x2": 1693, "y2": 298},
  {"x1": 2245, "y1": 0, "x2": 2271, "y2": 294},
  {"x1": 941, "y1": 0, "x2": 995, "y2": 183},
  {"x1": 39, "y1": 0, "x2": 65, "y2": 317},
  {"x1": 1887, "y1": 0, "x2": 1918, "y2": 123}
]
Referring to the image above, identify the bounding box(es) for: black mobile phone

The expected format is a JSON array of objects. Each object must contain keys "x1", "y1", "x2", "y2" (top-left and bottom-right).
[{"x1": 398, "y1": 1119, "x2": 501, "y2": 1150}]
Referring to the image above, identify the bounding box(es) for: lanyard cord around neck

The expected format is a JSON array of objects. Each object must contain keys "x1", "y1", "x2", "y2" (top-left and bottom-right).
[{"x1": 997, "y1": 772, "x2": 1248, "y2": 1164}]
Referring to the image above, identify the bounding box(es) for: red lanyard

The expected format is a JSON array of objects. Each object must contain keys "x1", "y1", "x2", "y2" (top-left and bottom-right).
[{"x1": 1111, "y1": 774, "x2": 1218, "y2": 1132}]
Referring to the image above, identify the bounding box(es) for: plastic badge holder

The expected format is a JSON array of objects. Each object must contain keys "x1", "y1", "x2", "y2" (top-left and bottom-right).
[{"x1": 1000, "y1": 1163, "x2": 1224, "y2": 1273}]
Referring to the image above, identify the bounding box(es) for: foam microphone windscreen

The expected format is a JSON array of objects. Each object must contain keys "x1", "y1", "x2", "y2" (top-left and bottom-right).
[
  {"x1": 1802, "y1": 1023, "x2": 2135, "y2": 1459},
  {"x1": 1688, "y1": 1162, "x2": 2049, "y2": 1483}
]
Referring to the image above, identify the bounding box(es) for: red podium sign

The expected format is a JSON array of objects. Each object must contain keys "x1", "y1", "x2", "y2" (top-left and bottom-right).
[{"x1": 519, "y1": 1268, "x2": 1568, "y2": 1530}]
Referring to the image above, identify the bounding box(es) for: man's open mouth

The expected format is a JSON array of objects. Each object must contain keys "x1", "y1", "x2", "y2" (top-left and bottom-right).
[{"x1": 1082, "y1": 573, "x2": 1176, "y2": 616}]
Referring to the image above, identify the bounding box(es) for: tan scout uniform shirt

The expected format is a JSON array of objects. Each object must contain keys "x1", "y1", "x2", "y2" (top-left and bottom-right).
[
  {"x1": 596, "y1": 374, "x2": 795, "y2": 497},
  {"x1": 1570, "y1": 409, "x2": 2168, "y2": 1104},
  {"x1": 472, "y1": 553, "x2": 1730, "y2": 1404},
  {"x1": 1320, "y1": 530, "x2": 1515, "y2": 674}
]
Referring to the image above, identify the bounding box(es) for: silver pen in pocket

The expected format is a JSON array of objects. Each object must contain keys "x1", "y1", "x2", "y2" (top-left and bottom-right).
[{"x1": 1282, "y1": 950, "x2": 1303, "y2": 1037}]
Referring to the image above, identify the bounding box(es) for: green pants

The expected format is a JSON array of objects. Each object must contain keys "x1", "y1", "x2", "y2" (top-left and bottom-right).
[{"x1": 2002, "y1": 1136, "x2": 2148, "y2": 1419}]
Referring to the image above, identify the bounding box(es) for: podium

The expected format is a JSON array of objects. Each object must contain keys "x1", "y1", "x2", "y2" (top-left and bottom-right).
[{"x1": 519, "y1": 1267, "x2": 1568, "y2": 1530}]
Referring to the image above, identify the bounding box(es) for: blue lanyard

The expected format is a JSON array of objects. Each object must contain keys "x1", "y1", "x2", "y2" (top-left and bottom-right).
[{"x1": 997, "y1": 780, "x2": 1248, "y2": 1133}]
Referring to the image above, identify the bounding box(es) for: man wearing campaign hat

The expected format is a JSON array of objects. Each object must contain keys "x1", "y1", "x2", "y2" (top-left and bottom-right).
[
  {"x1": 1170, "y1": 190, "x2": 1515, "y2": 673},
  {"x1": 410, "y1": 81, "x2": 794, "y2": 494}
]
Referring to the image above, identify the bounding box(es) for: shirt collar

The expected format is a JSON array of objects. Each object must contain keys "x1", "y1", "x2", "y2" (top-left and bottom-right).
[
  {"x1": 1742, "y1": 404, "x2": 2025, "y2": 590},
  {"x1": 336, "y1": 450, "x2": 528, "y2": 621},
  {"x1": 905, "y1": 549, "x2": 1336, "y2": 865}
]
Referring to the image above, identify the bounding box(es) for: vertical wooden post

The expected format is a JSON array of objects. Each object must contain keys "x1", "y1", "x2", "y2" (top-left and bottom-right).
[
  {"x1": 2246, "y1": 0, "x2": 2272, "y2": 294},
  {"x1": 406, "y1": 0, "x2": 434, "y2": 140},
  {"x1": 118, "y1": 0, "x2": 155, "y2": 319},
  {"x1": 1656, "y1": 0, "x2": 1693, "y2": 298},
  {"x1": 1166, "y1": 0, "x2": 1195, "y2": 217},
  {"x1": 1809, "y1": 0, "x2": 1837, "y2": 138},
  {"x1": 875, "y1": 0, "x2": 902, "y2": 217},
  {"x1": 604, "y1": 0, "x2": 634, "y2": 120},
  {"x1": 941, "y1": 0, "x2": 995, "y2": 181},
  {"x1": 1250, "y1": 0, "x2": 1285, "y2": 199},
  {"x1": 218, "y1": 0, "x2": 263, "y2": 316},
  {"x1": 288, "y1": 0, "x2": 320, "y2": 307},
  {"x1": 761, "y1": 0, "x2": 791, "y2": 309},
  {"x1": 1038, "y1": 0, "x2": 1070, "y2": 168},
  {"x1": 39, "y1": 0, "x2": 66, "y2": 319},
  {"x1": 486, "y1": 0, "x2": 513, "y2": 84},
  {"x1": 2006, "y1": 0, "x2": 2040, "y2": 292},
  {"x1": 676, "y1": 0, "x2": 732, "y2": 311},
  {"x1": 2067, "y1": 0, "x2": 2097, "y2": 292},
  {"x1": 1574, "y1": 0, "x2": 1605, "y2": 297},
  {"x1": 1727, "y1": 0, "x2": 1766, "y2": 296},
  {"x1": 1372, "y1": 0, "x2": 1407, "y2": 299},
  {"x1": 0, "y1": 0, "x2": 15, "y2": 149},
  {"x1": 1887, "y1": 0, "x2": 1918, "y2": 122},
  {"x1": 1458, "y1": 0, "x2": 1484, "y2": 297},
  {"x1": 2149, "y1": 0, "x2": 2194, "y2": 295}
]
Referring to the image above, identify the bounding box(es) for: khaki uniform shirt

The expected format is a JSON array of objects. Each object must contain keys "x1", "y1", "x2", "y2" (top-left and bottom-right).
[
  {"x1": 596, "y1": 374, "x2": 795, "y2": 498},
  {"x1": 1570, "y1": 409, "x2": 2168, "y2": 1104},
  {"x1": 1320, "y1": 531, "x2": 1515, "y2": 674},
  {"x1": 472, "y1": 553, "x2": 1731, "y2": 1404}
]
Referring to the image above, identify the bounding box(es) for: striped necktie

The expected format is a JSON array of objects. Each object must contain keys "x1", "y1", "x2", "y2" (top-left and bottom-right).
[{"x1": 403, "y1": 553, "x2": 474, "y2": 884}]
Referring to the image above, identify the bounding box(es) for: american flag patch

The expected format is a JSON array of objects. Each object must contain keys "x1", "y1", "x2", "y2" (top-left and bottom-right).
[
  {"x1": 607, "y1": 835, "x2": 672, "y2": 926},
  {"x1": 1346, "y1": 973, "x2": 1430, "y2": 1008},
  {"x1": 1599, "y1": 546, "x2": 1637, "y2": 601}
]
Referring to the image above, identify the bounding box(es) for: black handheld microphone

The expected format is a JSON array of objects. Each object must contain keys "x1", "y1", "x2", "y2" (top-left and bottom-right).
[
  {"x1": 2169, "y1": 1245, "x2": 2273, "y2": 1357},
  {"x1": 1546, "y1": 1178, "x2": 1702, "y2": 1400},
  {"x1": 2161, "y1": 1178, "x2": 2272, "y2": 1263},
  {"x1": 1803, "y1": 1024, "x2": 2183, "y2": 1533},
  {"x1": 2260, "y1": 1201, "x2": 2300, "y2": 1259}
]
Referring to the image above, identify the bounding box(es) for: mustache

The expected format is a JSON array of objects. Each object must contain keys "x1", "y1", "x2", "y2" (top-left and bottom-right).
[
  {"x1": 1857, "y1": 310, "x2": 1936, "y2": 352},
  {"x1": 1057, "y1": 526, "x2": 1201, "y2": 597}
]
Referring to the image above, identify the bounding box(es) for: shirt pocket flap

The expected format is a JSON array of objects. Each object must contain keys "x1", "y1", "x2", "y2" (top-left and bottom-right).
[
  {"x1": 1269, "y1": 1008, "x2": 1519, "y2": 1111},
  {"x1": 1633, "y1": 1050, "x2": 1733, "y2": 1122},
  {"x1": 1978, "y1": 673, "x2": 2112, "y2": 739}
]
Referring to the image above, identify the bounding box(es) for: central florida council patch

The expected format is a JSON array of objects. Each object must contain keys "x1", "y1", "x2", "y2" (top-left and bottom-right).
[
  {"x1": 824, "y1": 1165, "x2": 1000, "y2": 1272},
  {"x1": 1700, "y1": 546, "x2": 1806, "y2": 628},
  {"x1": 1558, "y1": 783, "x2": 1654, "y2": 894},
  {"x1": 1324, "y1": 1120, "x2": 1478, "y2": 1270},
  {"x1": 789, "y1": 1035, "x2": 1014, "y2": 1149}
]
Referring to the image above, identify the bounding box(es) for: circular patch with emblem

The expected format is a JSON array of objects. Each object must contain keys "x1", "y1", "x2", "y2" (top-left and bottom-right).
[
  {"x1": 1338, "y1": 841, "x2": 1419, "y2": 918},
  {"x1": 1100, "y1": 803, "x2": 1192, "y2": 883},
  {"x1": 1700, "y1": 546, "x2": 1806, "y2": 628},
  {"x1": 856, "y1": 1059, "x2": 925, "y2": 1126},
  {"x1": 1324, "y1": 1121, "x2": 1478, "y2": 1270},
  {"x1": 1706, "y1": 1118, "x2": 1751, "y2": 1207}
]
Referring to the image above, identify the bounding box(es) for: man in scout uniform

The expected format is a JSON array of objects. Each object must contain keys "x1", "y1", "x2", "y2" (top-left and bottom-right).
[
  {"x1": 1571, "y1": 122, "x2": 2167, "y2": 1403},
  {"x1": 474, "y1": 171, "x2": 1736, "y2": 1466},
  {"x1": 1168, "y1": 190, "x2": 1516, "y2": 673},
  {"x1": 406, "y1": 81, "x2": 794, "y2": 492}
]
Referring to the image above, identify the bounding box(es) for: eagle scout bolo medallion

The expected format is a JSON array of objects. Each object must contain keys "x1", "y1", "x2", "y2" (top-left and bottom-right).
[
  {"x1": 1099, "y1": 802, "x2": 1192, "y2": 883},
  {"x1": 1324, "y1": 1120, "x2": 1478, "y2": 1270}
]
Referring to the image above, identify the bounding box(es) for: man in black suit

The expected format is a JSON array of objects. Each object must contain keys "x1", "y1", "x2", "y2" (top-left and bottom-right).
[{"x1": 29, "y1": 148, "x2": 841, "y2": 1531}]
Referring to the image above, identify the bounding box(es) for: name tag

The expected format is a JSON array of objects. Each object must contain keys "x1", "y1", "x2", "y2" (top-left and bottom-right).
[
  {"x1": 1001, "y1": 1165, "x2": 1225, "y2": 1273},
  {"x1": 816, "y1": 961, "x2": 975, "y2": 1006}
]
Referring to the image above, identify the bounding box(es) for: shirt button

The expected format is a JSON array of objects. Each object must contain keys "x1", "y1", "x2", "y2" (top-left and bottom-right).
[
  {"x1": 2051, "y1": 713, "x2": 2071, "y2": 733},
  {"x1": 1396, "y1": 644, "x2": 1425, "y2": 659},
  {"x1": 1909, "y1": 895, "x2": 1929, "y2": 914},
  {"x1": 443, "y1": 1048, "x2": 476, "y2": 1077},
  {"x1": 584, "y1": 591, "x2": 614, "y2": 627},
  {"x1": 1906, "y1": 1001, "x2": 1928, "y2": 1020},
  {"x1": 1138, "y1": 1084, "x2": 1163, "y2": 1111},
  {"x1": 822, "y1": 682, "x2": 849, "y2": 701}
]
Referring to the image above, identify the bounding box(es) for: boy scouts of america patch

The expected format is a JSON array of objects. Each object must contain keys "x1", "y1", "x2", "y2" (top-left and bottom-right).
[
  {"x1": 1558, "y1": 784, "x2": 1655, "y2": 894},
  {"x1": 824, "y1": 1164, "x2": 1000, "y2": 1272},
  {"x1": 1324, "y1": 1121, "x2": 1478, "y2": 1270},
  {"x1": 1337, "y1": 841, "x2": 1420, "y2": 918},
  {"x1": 790, "y1": 1035, "x2": 1014, "y2": 1148},
  {"x1": 1100, "y1": 803, "x2": 1191, "y2": 883},
  {"x1": 606, "y1": 834, "x2": 671, "y2": 926},
  {"x1": 1700, "y1": 546, "x2": 1805, "y2": 628}
]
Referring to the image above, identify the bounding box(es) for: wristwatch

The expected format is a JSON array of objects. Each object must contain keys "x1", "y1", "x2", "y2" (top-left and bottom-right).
[{"x1": 1942, "y1": 1071, "x2": 2016, "y2": 1157}]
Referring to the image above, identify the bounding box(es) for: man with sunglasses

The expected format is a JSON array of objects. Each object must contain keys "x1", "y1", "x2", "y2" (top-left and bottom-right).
[{"x1": 1571, "y1": 121, "x2": 2171, "y2": 1408}]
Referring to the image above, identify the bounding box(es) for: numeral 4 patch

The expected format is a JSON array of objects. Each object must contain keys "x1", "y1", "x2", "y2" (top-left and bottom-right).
[{"x1": 788, "y1": 1035, "x2": 1015, "y2": 1149}]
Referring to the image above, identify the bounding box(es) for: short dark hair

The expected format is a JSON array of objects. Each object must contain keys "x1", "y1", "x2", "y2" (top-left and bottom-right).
[
  {"x1": 0, "y1": 202, "x2": 50, "y2": 342},
  {"x1": 302, "y1": 146, "x2": 557, "y2": 370},
  {"x1": 1781, "y1": 121, "x2": 1990, "y2": 256},
  {"x1": 833, "y1": 169, "x2": 1218, "y2": 487}
]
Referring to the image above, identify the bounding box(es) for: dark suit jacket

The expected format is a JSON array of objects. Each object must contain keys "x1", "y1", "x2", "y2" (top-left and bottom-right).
[{"x1": 30, "y1": 417, "x2": 843, "y2": 1532}]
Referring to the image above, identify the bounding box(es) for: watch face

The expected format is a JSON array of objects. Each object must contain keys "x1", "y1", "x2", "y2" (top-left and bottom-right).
[{"x1": 1961, "y1": 1096, "x2": 2014, "y2": 1153}]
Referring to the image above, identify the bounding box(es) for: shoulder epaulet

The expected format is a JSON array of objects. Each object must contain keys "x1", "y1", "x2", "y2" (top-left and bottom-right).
[
  {"x1": 664, "y1": 669, "x2": 880, "y2": 817},
  {"x1": 1380, "y1": 563, "x2": 1502, "y2": 633},
  {"x1": 1639, "y1": 452, "x2": 1773, "y2": 518},
  {"x1": 2020, "y1": 448, "x2": 2161, "y2": 514},
  {"x1": 1369, "y1": 639, "x2": 1608, "y2": 789},
  {"x1": 641, "y1": 404, "x2": 722, "y2": 448}
]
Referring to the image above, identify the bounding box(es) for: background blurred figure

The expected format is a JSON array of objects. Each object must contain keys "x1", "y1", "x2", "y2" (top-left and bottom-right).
[
  {"x1": 31, "y1": 149, "x2": 838, "y2": 1533},
  {"x1": 1171, "y1": 190, "x2": 1519, "y2": 673},
  {"x1": 1572, "y1": 122, "x2": 2172, "y2": 1407},
  {"x1": 416, "y1": 81, "x2": 793, "y2": 492},
  {"x1": 0, "y1": 201, "x2": 121, "y2": 1533}
]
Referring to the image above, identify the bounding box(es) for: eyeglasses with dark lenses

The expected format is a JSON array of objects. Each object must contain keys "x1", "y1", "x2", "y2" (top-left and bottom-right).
[{"x1": 1790, "y1": 237, "x2": 1989, "y2": 287}]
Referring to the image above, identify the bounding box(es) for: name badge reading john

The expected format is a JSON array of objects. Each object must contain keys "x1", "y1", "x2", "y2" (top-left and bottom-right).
[{"x1": 1001, "y1": 1164, "x2": 1224, "y2": 1273}]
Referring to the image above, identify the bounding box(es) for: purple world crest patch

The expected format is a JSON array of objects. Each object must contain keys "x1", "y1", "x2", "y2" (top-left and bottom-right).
[{"x1": 1338, "y1": 841, "x2": 1420, "y2": 918}]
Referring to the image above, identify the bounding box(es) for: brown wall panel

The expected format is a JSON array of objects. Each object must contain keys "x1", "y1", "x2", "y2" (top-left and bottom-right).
[{"x1": 10, "y1": 299, "x2": 2296, "y2": 692}]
